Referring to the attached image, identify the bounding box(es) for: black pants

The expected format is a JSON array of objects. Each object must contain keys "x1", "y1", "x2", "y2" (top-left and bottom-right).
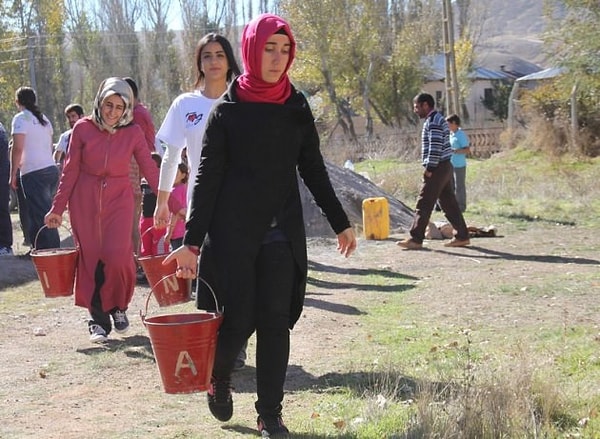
[
  {"x1": 211, "y1": 240, "x2": 295, "y2": 417},
  {"x1": 89, "y1": 261, "x2": 113, "y2": 334},
  {"x1": 410, "y1": 160, "x2": 469, "y2": 243}
]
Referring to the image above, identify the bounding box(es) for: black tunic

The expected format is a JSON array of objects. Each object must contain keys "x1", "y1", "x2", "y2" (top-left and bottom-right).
[{"x1": 183, "y1": 82, "x2": 351, "y2": 328}]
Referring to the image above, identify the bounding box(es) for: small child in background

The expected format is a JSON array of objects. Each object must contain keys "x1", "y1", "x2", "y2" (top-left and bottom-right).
[
  {"x1": 165, "y1": 162, "x2": 188, "y2": 250},
  {"x1": 139, "y1": 153, "x2": 168, "y2": 257}
]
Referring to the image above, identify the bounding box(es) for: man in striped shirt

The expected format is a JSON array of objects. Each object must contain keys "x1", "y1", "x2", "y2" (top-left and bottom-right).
[{"x1": 397, "y1": 93, "x2": 470, "y2": 249}]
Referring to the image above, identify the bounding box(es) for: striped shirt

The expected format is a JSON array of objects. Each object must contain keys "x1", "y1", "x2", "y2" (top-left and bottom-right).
[{"x1": 421, "y1": 110, "x2": 452, "y2": 171}]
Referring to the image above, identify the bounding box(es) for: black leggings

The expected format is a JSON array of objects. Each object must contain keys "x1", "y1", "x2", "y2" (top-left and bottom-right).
[
  {"x1": 211, "y1": 240, "x2": 295, "y2": 416},
  {"x1": 89, "y1": 261, "x2": 112, "y2": 334}
]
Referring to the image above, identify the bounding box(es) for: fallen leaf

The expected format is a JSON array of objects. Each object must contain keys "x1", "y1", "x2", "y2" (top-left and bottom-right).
[{"x1": 333, "y1": 420, "x2": 346, "y2": 429}]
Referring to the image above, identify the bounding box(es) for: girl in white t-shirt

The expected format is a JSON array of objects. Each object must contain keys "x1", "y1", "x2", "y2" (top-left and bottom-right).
[
  {"x1": 154, "y1": 33, "x2": 241, "y2": 217},
  {"x1": 9, "y1": 87, "x2": 60, "y2": 250},
  {"x1": 153, "y1": 32, "x2": 245, "y2": 370}
]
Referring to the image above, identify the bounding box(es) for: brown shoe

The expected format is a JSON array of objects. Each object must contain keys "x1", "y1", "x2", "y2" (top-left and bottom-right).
[
  {"x1": 396, "y1": 238, "x2": 423, "y2": 250},
  {"x1": 444, "y1": 238, "x2": 470, "y2": 247}
]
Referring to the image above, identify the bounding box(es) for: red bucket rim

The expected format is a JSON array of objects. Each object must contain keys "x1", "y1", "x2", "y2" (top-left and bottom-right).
[
  {"x1": 137, "y1": 253, "x2": 170, "y2": 263},
  {"x1": 31, "y1": 247, "x2": 78, "y2": 256},
  {"x1": 144, "y1": 312, "x2": 223, "y2": 326}
]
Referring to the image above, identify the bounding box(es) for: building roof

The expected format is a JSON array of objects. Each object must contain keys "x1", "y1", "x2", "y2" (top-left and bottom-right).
[
  {"x1": 424, "y1": 54, "x2": 520, "y2": 82},
  {"x1": 515, "y1": 66, "x2": 566, "y2": 82},
  {"x1": 467, "y1": 67, "x2": 513, "y2": 80}
]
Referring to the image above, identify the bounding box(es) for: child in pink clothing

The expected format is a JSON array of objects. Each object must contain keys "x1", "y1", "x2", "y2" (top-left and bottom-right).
[{"x1": 165, "y1": 162, "x2": 188, "y2": 250}]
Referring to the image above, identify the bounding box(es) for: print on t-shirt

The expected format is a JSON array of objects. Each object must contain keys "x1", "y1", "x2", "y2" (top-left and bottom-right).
[{"x1": 185, "y1": 112, "x2": 203, "y2": 127}]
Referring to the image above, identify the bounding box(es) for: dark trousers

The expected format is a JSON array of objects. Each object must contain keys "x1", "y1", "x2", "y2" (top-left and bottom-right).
[
  {"x1": 90, "y1": 260, "x2": 113, "y2": 334},
  {"x1": 211, "y1": 241, "x2": 295, "y2": 416},
  {"x1": 0, "y1": 152, "x2": 12, "y2": 248},
  {"x1": 21, "y1": 166, "x2": 60, "y2": 249},
  {"x1": 410, "y1": 160, "x2": 469, "y2": 242}
]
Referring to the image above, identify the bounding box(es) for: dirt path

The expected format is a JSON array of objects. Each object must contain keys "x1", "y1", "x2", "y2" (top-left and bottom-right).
[{"x1": 1, "y1": 222, "x2": 599, "y2": 438}]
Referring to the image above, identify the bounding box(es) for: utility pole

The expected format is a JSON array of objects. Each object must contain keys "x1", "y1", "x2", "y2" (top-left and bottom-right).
[
  {"x1": 442, "y1": 0, "x2": 459, "y2": 116},
  {"x1": 28, "y1": 35, "x2": 37, "y2": 90}
]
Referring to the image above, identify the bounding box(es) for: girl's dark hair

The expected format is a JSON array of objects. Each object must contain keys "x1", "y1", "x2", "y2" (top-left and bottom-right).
[
  {"x1": 177, "y1": 162, "x2": 189, "y2": 184},
  {"x1": 445, "y1": 113, "x2": 461, "y2": 126},
  {"x1": 16, "y1": 87, "x2": 47, "y2": 126},
  {"x1": 194, "y1": 33, "x2": 241, "y2": 89}
]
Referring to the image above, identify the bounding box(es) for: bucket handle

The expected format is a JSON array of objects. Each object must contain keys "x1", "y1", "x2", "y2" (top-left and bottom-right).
[
  {"x1": 33, "y1": 224, "x2": 76, "y2": 251},
  {"x1": 140, "y1": 273, "x2": 222, "y2": 325}
]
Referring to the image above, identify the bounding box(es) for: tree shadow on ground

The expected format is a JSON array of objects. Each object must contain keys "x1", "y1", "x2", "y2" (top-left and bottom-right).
[
  {"x1": 232, "y1": 364, "x2": 420, "y2": 396},
  {"x1": 308, "y1": 260, "x2": 419, "y2": 281},
  {"x1": 221, "y1": 424, "x2": 364, "y2": 438},
  {"x1": 222, "y1": 423, "x2": 360, "y2": 439},
  {"x1": 306, "y1": 277, "x2": 416, "y2": 294},
  {"x1": 305, "y1": 260, "x2": 418, "y2": 315},
  {"x1": 437, "y1": 245, "x2": 600, "y2": 265},
  {"x1": 306, "y1": 260, "x2": 418, "y2": 296},
  {"x1": 303, "y1": 296, "x2": 366, "y2": 316},
  {"x1": 226, "y1": 364, "x2": 432, "y2": 438}
]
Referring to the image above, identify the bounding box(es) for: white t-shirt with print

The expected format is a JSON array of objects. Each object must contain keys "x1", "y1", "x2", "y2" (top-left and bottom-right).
[
  {"x1": 156, "y1": 91, "x2": 217, "y2": 203},
  {"x1": 11, "y1": 110, "x2": 54, "y2": 175}
]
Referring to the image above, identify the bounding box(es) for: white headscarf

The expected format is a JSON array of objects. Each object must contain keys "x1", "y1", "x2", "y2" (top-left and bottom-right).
[{"x1": 92, "y1": 77, "x2": 134, "y2": 133}]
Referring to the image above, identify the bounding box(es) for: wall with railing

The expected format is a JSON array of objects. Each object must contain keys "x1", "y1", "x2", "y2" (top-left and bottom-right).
[{"x1": 324, "y1": 123, "x2": 506, "y2": 163}]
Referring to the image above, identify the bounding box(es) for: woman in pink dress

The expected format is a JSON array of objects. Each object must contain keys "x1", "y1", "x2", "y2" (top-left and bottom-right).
[{"x1": 45, "y1": 77, "x2": 159, "y2": 343}]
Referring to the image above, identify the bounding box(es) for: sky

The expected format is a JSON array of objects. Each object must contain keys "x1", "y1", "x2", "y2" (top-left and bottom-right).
[{"x1": 162, "y1": 1, "x2": 265, "y2": 30}]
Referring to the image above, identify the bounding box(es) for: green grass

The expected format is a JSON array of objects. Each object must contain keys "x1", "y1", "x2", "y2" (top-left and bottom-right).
[
  {"x1": 354, "y1": 147, "x2": 600, "y2": 229},
  {"x1": 308, "y1": 145, "x2": 600, "y2": 437}
]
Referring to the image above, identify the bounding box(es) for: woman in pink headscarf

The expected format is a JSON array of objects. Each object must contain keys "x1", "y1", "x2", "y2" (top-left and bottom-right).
[{"x1": 165, "y1": 14, "x2": 356, "y2": 437}]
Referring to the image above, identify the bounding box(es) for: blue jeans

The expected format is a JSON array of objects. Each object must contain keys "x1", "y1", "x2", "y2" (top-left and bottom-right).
[{"x1": 21, "y1": 166, "x2": 60, "y2": 249}]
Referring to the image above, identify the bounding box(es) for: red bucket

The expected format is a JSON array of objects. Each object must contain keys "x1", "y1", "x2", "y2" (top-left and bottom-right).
[
  {"x1": 142, "y1": 276, "x2": 223, "y2": 394},
  {"x1": 31, "y1": 225, "x2": 78, "y2": 298},
  {"x1": 138, "y1": 253, "x2": 191, "y2": 306}
]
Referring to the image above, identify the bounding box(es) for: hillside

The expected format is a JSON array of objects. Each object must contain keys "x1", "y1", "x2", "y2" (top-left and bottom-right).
[{"x1": 475, "y1": 0, "x2": 551, "y2": 72}]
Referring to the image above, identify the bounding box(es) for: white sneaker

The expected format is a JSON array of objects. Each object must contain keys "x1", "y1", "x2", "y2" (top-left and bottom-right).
[{"x1": 89, "y1": 323, "x2": 108, "y2": 343}]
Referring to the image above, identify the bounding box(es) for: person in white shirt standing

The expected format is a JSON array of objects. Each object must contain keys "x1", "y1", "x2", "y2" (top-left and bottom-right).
[
  {"x1": 9, "y1": 87, "x2": 60, "y2": 250},
  {"x1": 53, "y1": 103, "x2": 85, "y2": 168}
]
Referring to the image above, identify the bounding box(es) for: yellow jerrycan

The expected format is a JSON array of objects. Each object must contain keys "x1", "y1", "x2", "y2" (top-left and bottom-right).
[{"x1": 362, "y1": 197, "x2": 390, "y2": 240}]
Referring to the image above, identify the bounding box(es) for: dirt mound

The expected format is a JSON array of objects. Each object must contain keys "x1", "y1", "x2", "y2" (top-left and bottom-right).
[{"x1": 299, "y1": 162, "x2": 414, "y2": 237}]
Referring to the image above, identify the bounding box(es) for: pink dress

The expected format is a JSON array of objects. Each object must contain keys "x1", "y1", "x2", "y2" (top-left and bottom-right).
[
  {"x1": 169, "y1": 182, "x2": 187, "y2": 240},
  {"x1": 51, "y1": 117, "x2": 159, "y2": 312}
]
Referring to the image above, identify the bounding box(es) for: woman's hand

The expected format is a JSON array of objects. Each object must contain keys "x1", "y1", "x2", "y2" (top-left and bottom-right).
[
  {"x1": 153, "y1": 201, "x2": 170, "y2": 229},
  {"x1": 336, "y1": 227, "x2": 357, "y2": 258},
  {"x1": 163, "y1": 245, "x2": 199, "y2": 279},
  {"x1": 44, "y1": 212, "x2": 62, "y2": 228}
]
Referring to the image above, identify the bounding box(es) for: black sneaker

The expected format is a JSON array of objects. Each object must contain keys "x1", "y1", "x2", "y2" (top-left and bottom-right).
[
  {"x1": 257, "y1": 414, "x2": 289, "y2": 438},
  {"x1": 111, "y1": 309, "x2": 129, "y2": 334},
  {"x1": 207, "y1": 377, "x2": 233, "y2": 421},
  {"x1": 88, "y1": 323, "x2": 108, "y2": 343}
]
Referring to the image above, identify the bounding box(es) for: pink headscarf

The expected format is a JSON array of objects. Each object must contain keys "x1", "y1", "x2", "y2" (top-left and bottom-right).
[{"x1": 236, "y1": 13, "x2": 296, "y2": 105}]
